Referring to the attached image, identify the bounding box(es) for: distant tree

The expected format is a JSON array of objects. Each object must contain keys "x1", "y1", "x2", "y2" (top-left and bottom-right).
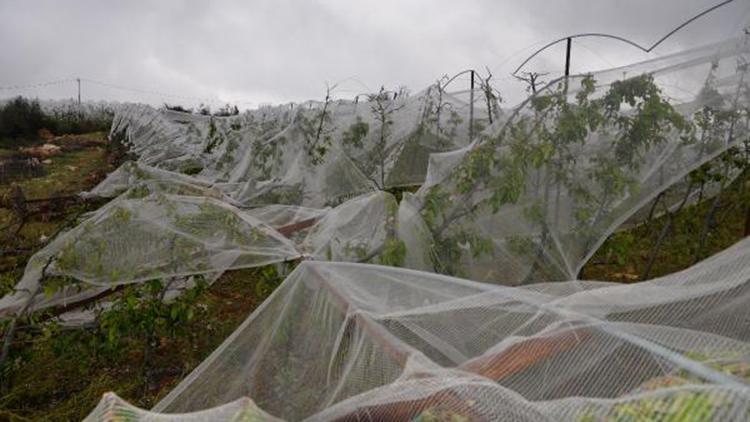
[{"x1": 0, "y1": 96, "x2": 45, "y2": 141}]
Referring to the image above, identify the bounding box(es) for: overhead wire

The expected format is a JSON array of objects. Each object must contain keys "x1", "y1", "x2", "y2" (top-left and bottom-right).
[{"x1": 0, "y1": 78, "x2": 76, "y2": 90}]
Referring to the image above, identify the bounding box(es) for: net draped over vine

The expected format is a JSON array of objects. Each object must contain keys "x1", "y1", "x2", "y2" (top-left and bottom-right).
[
  {"x1": 0, "y1": 32, "x2": 748, "y2": 421},
  {"x1": 84, "y1": 235, "x2": 750, "y2": 421},
  {"x1": 0, "y1": 193, "x2": 301, "y2": 317},
  {"x1": 398, "y1": 36, "x2": 750, "y2": 284},
  {"x1": 85, "y1": 392, "x2": 282, "y2": 422},
  {"x1": 244, "y1": 204, "x2": 331, "y2": 233},
  {"x1": 108, "y1": 75, "x2": 497, "y2": 208},
  {"x1": 86, "y1": 161, "x2": 237, "y2": 204},
  {"x1": 0, "y1": 73, "x2": 494, "y2": 315},
  {"x1": 300, "y1": 191, "x2": 398, "y2": 262}
]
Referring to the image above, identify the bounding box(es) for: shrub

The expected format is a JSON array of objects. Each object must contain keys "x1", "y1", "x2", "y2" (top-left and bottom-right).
[
  {"x1": 0, "y1": 97, "x2": 46, "y2": 142},
  {"x1": 0, "y1": 96, "x2": 113, "y2": 145}
]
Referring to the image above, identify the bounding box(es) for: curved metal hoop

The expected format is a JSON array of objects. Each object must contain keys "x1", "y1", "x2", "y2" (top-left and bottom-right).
[
  {"x1": 441, "y1": 69, "x2": 477, "y2": 90},
  {"x1": 512, "y1": 0, "x2": 735, "y2": 76}
]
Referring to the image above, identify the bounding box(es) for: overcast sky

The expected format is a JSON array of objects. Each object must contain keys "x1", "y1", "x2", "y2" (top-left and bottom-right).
[{"x1": 0, "y1": 0, "x2": 748, "y2": 108}]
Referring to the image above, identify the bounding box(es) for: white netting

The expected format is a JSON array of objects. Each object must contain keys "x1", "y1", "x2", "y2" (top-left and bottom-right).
[
  {"x1": 86, "y1": 161, "x2": 236, "y2": 204},
  {"x1": 244, "y1": 204, "x2": 330, "y2": 232},
  {"x1": 0, "y1": 193, "x2": 300, "y2": 317},
  {"x1": 300, "y1": 191, "x2": 398, "y2": 262},
  {"x1": 1, "y1": 33, "x2": 748, "y2": 422},
  {"x1": 398, "y1": 36, "x2": 750, "y2": 284},
  {"x1": 107, "y1": 75, "x2": 497, "y2": 208},
  {"x1": 84, "y1": 392, "x2": 282, "y2": 422},
  {"x1": 132, "y1": 235, "x2": 750, "y2": 421}
]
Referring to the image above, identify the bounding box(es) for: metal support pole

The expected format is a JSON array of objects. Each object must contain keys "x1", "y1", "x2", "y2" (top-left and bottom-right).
[
  {"x1": 469, "y1": 70, "x2": 475, "y2": 140},
  {"x1": 564, "y1": 38, "x2": 572, "y2": 94}
]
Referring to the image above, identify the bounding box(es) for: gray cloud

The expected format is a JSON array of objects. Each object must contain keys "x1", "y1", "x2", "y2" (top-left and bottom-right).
[{"x1": 0, "y1": 0, "x2": 747, "y2": 108}]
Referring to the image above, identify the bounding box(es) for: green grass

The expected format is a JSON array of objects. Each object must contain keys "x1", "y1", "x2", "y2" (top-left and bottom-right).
[
  {"x1": 0, "y1": 137, "x2": 108, "y2": 200},
  {"x1": 0, "y1": 266, "x2": 282, "y2": 421}
]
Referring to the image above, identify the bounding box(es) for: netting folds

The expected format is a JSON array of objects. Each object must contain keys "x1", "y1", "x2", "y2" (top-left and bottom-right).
[
  {"x1": 0, "y1": 193, "x2": 301, "y2": 317},
  {"x1": 399, "y1": 36, "x2": 750, "y2": 284},
  {"x1": 84, "y1": 392, "x2": 282, "y2": 422},
  {"x1": 300, "y1": 191, "x2": 398, "y2": 262},
  {"x1": 2, "y1": 34, "x2": 750, "y2": 421},
  {"x1": 107, "y1": 77, "x2": 493, "y2": 209},
  {"x1": 132, "y1": 236, "x2": 750, "y2": 420}
]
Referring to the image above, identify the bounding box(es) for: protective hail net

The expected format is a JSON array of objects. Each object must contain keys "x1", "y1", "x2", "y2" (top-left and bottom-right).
[
  {"x1": 0, "y1": 193, "x2": 301, "y2": 317},
  {"x1": 127, "y1": 237, "x2": 750, "y2": 420},
  {"x1": 0, "y1": 34, "x2": 748, "y2": 421},
  {"x1": 398, "y1": 36, "x2": 750, "y2": 284},
  {"x1": 107, "y1": 74, "x2": 493, "y2": 209},
  {"x1": 85, "y1": 392, "x2": 282, "y2": 422}
]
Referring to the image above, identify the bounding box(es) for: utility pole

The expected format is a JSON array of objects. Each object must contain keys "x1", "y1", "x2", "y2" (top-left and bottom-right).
[
  {"x1": 469, "y1": 70, "x2": 475, "y2": 140},
  {"x1": 76, "y1": 77, "x2": 83, "y2": 120}
]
